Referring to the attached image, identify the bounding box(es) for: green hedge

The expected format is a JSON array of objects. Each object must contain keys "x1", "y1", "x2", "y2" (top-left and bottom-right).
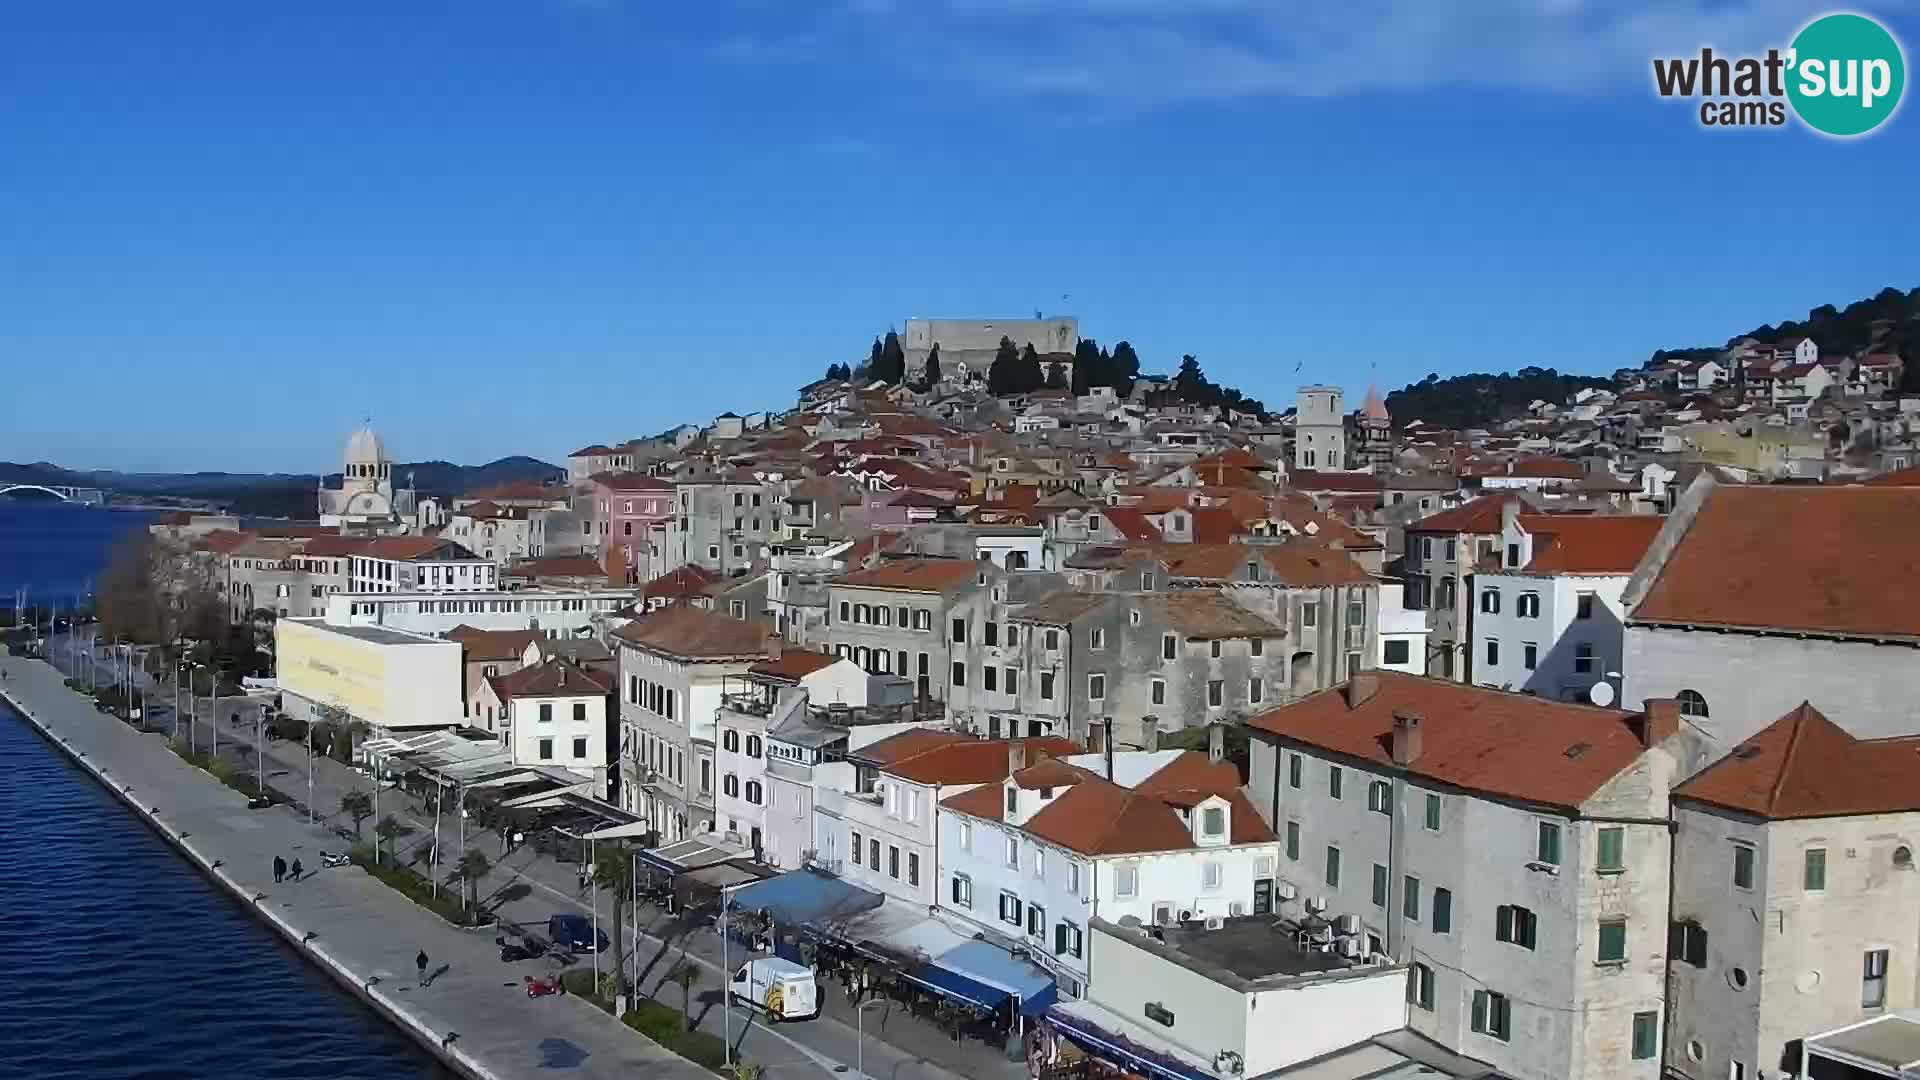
[
  {"x1": 167, "y1": 738, "x2": 281, "y2": 803},
  {"x1": 346, "y1": 843, "x2": 484, "y2": 927},
  {"x1": 558, "y1": 968, "x2": 732, "y2": 1072}
]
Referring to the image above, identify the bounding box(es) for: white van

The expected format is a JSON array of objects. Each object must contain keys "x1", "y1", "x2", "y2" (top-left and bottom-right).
[{"x1": 729, "y1": 958, "x2": 819, "y2": 1022}]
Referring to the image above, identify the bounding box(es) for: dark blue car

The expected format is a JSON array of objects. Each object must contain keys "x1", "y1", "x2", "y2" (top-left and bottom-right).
[{"x1": 547, "y1": 914, "x2": 609, "y2": 954}]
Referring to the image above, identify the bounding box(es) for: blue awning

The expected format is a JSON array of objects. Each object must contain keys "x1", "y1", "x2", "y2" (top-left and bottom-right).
[
  {"x1": 931, "y1": 940, "x2": 1056, "y2": 1011},
  {"x1": 901, "y1": 963, "x2": 1010, "y2": 1011},
  {"x1": 1046, "y1": 1009, "x2": 1218, "y2": 1080},
  {"x1": 728, "y1": 869, "x2": 883, "y2": 929}
]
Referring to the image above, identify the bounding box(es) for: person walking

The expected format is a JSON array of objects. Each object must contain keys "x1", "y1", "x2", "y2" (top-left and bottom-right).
[
  {"x1": 416, "y1": 949, "x2": 430, "y2": 987},
  {"x1": 289, "y1": 858, "x2": 303, "y2": 881},
  {"x1": 273, "y1": 855, "x2": 286, "y2": 883}
]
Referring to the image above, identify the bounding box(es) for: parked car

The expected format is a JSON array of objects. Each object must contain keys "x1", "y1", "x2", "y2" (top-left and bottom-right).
[
  {"x1": 546, "y1": 914, "x2": 609, "y2": 955},
  {"x1": 729, "y1": 958, "x2": 819, "y2": 1022}
]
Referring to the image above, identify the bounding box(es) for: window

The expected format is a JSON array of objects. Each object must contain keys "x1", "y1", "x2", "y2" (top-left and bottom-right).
[
  {"x1": 1495, "y1": 905, "x2": 1538, "y2": 949},
  {"x1": 1285, "y1": 821, "x2": 1300, "y2": 860},
  {"x1": 1505, "y1": 543, "x2": 1520, "y2": 568},
  {"x1": 1056, "y1": 922, "x2": 1084, "y2": 959},
  {"x1": 1067, "y1": 860, "x2": 1082, "y2": 895},
  {"x1": 1249, "y1": 678, "x2": 1263, "y2": 703},
  {"x1": 951, "y1": 873, "x2": 972, "y2": 908},
  {"x1": 1471, "y1": 989, "x2": 1511, "y2": 1041},
  {"x1": 1089, "y1": 674, "x2": 1106, "y2": 701},
  {"x1": 1597, "y1": 919, "x2": 1627, "y2": 964},
  {"x1": 1207, "y1": 680, "x2": 1223, "y2": 707},
  {"x1": 888, "y1": 845, "x2": 900, "y2": 879},
  {"x1": 539, "y1": 703, "x2": 553, "y2": 724},
  {"x1": 1372, "y1": 863, "x2": 1389, "y2": 907},
  {"x1": 1517, "y1": 592, "x2": 1540, "y2": 618},
  {"x1": 1408, "y1": 963, "x2": 1435, "y2": 1010},
  {"x1": 1864, "y1": 948, "x2": 1890, "y2": 1009},
  {"x1": 1202, "y1": 807, "x2": 1225, "y2": 837},
  {"x1": 1597, "y1": 827, "x2": 1625, "y2": 873},
  {"x1": 982, "y1": 667, "x2": 997, "y2": 692},
  {"x1": 572, "y1": 737, "x2": 588, "y2": 759},
  {"x1": 1288, "y1": 754, "x2": 1302, "y2": 789},
  {"x1": 1522, "y1": 642, "x2": 1537, "y2": 670},
  {"x1": 1005, "y1": 668, "x2": 1018, "y2": 695},
  {"x1": 1358, "y1": 779, "x2": 1389, "y2": 814},
  {"x1": 958, "y1": 821, "x2": 972, "y2": 852},
  {"x1": 1250, "y1": 637, "x2": 1263, "y2": 656},
  {"x1": 1384, "y1": 640, "x2": 1411, "y2": 665},
  {"x1": 1632, "y1": 1011, "x2": 1659, "y2": 1060},
  {"x1": 1150, "y1": 679, "x2": 1165, "y2": 705},
  {"x1": 1203, "y1": 861, "x2": 1223, "y2": 891},
  {"x1": 1480, "y1": 588, "x2": 1501, "y2": 615},
  {"x1": 746, "y1": 781, "x2": 762, "y2": 806},
  {"x1": 1005, "y1": 833, "x2": 1019, "y2": 869},
  {"x1": 1325, "y1": 846, "x2": 1341, "y2": 887},
  {"x1": 1089, "y1": 628, "x2": 1105, "y2": 650},
  {"x1": 1040, "y1": 672, "x2": 1054, "y2": 700},
  {"x1": 1485, "y1": 639, "x2": 1499, "y2": 666},
  {"x1": 1570, "y1": 641, "x2": 1596, "y2": 674},
  {"x1": 1401, "y1": 876, "x2": 1420, "y2": 920},
  {"x1": 538, "y1": 738, "x2": 554, "y2": 761},
  {"x1": 1805, "y1": 847, "x2": 1827, "y2": 891},
  {"x1": 870, "y1": 838, "x2": 880, "y2": 869},
  {"x1": 1044, "y1": 629, "x2": 1059, "y2": 650},
  {"x1": 1327, "y1": 765, "x2": 1343, "y2": 800},
  {"x1": 983, "y1": 622, "x2": 998, "y2": 647},
  {"x1": 1116, "y1": 863, "x2": 1139, "y2": 897},
  {"x1": 1433, "y1": 888, "x2": 1452, "y2": 934},
  {"x1": 1301, "y1": 602, "x2": 1317, "y2": 628},
  {"x1": 951, "y1": 661, "x2": 966, "y2": 687},
  {"x1": 573, "y1": 702, "x2": 587, "y2": 723},
  {"x1": 1424, "y1": 793, "x2": 1442, "y2": 832},
  {"x1": 951, "y1": 617, "x2": 966, "y2": 643},
  {"x1": 723, "y1": 774, "x2": 739, "y2": 797},
  {"x1": 1576, "y1": 592, "x2": 1595, "y2": 619},
  {"x1": 1033, "y1": 847, "x2": 1046, "y2": 880},
  {"x1": 999, "y1": 892, "x2": 1023, "y2": 927},
  {"x1": 851, "y1": 830, "x2": 862, "y2": 865},
  {"x1": 1672, "y1": 921, "x2": 1708, "y2": 968},
  {"x1": 1679, "y1": 689, "x2": 1710, "y2": 719},
  {"x1": 1733, "y1": 842, "x2": 1755, "y2": 889},
  {"x1": 1537, "y1": 821, "x2": 1562, "y2": 866},
  {"x1": 722, "y1": 730, "x2": 739, "y2": 753},
  {"x1": 746, "y1": 735, "x2": 762, "y2": 758}
]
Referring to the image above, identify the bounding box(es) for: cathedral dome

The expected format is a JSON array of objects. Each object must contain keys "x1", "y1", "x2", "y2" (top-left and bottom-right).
[{"x1": 345, "y1": 424, "x2": 387, "y2": 465}]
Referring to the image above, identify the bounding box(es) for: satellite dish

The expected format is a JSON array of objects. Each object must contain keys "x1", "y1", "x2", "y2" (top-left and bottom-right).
[{"x1": 1588, "y1": 682, "x2": 1617, "y2": 707}]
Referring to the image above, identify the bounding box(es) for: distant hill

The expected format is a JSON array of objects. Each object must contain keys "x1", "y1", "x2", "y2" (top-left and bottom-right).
[
  {"x1": 1651, "y1": 285, "x2": 1920, "y2": 367},
  {"x1": 0, "y1": 455, "x2": 563, "y2": 516},
  {"x1": 1384, "y1": 368, "x2": 1613, "y2": 431}
]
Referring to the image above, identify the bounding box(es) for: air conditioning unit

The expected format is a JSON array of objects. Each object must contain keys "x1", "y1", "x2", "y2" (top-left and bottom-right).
[
  {"x1": 1276, "y1": 882, "x2": 1298, "y2": 902},
  {"x1": 1334, "y1": 914, "x2": 1361, "y2": 935},
  {"x1": 1204, "y1": 915, "x2": 1225, "y2": 930},
  {"x1": 1339, "y1": 937, "x2": 1363, "y2": 959},
  {"x1": 1178, "y1": 908, "x2": 1197, "y2": 923},
  {"x1": 1227, "y1": 902, "x2": 1246, "y2": 917},
  {"x1": 1305, "y1": 896, "x2": 1327, "y2": 913},
  {"x1": 1153, "y1": 904, "x2": 1176, "y2": 927}
]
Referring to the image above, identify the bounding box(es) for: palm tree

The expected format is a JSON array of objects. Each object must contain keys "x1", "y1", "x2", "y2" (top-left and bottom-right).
[
  {"x1": 455, "y1": 848, "x2": 492, "y2": 915},
  {"x1": 373, "y1": 814, "x2": 405, "y2": 866},
  {"x1": 664, "y1": 960, "x2": 701, "y2": 1032},
  {"x1": 339, "y1": 790, "x2": 373, "y2": 840},
  {"x1": 593, "y1": 846, "x2": 634, "y2": 996}
]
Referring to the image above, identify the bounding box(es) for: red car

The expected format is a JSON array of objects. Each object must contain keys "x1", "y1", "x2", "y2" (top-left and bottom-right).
[{"x1": 524, "y1": 974, "x2": 565, "y2": 998}]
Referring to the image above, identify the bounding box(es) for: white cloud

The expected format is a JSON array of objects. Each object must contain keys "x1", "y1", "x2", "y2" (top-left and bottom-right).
[{"x1": 755, "y1": 0, "x2": 1913, "y2": 103}]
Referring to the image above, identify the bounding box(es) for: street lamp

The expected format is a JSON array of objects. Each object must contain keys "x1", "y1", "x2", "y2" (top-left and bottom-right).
[{"x1": 856, "y1": 996, "x2": 889, "y2": 1079}]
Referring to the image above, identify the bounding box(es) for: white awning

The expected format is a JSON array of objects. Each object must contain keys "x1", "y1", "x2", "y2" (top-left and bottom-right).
[
  {"x1": 501, "y1": 781, "x2": 594, "y2": 808},
  {"x1": 582, "y1": 821, "x2": 655, "y2": 841}
]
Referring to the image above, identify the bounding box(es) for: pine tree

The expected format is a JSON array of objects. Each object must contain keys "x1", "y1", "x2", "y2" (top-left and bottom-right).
[
  {"x1": 1072, "y1": 338, "x2": 1100, "y2": 394},
  {"x1": 923, "y1": 343, "x2": 942, "y2": 388},
  {"x1": 987, "y1": 335, "x2": 1021, "y2": 396},
  {"x1": 1045, "y1": 362, "x2": 1068, "y2": 390},
  {"x1": 1175, "y1": 354, "x2": 1206, "y2": 397},
  {"x1": 1018, "y1": 343, "x2": 1045, "y2": 393},
  {"x1": 1110, "y1": 341, "x2": 1140, "y2": 397},
  {"x1": 878, "y1": 330, "x2": 907, "y2": 384},
  {"x1": 867, "y1": 338, "x2": 883, "y2": 382}
]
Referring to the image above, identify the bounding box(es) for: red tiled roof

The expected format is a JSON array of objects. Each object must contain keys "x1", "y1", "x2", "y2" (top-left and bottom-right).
[
  {"x1": 1632, "y1": 485, "x2": 1920, "y2": 639},
  {"x1": 445, "y1": 624, "x2": 541, "y2": 662},
  {"x1": 1518, "y1": 514, "x2": 1665, "y2": 574},
  {"x1": 1864, "y1": 466, "x2": 1920, "y2": 487},
  {"x1": 591, "y1": 471, "x2": 674, "y2": 492},
  {"x1": 1674, "y1": 703, "x2": 1920, "y2": 819},
  {"x1": 1248, "y1": 673, "x2": 1666, "y2": 811},
  {"x1": 1409, "y1": 493, "x2": 1525, "y2": 535},
  {"x1": 486, "y1": 659, "x2": 611, "y2": 700},
  {"x1": 643, "y1": 565, "x2": 718, "y2": 598},
  {"x1": 611, "y1": 606, "x2": 777, "y2": 660},
  {"x1": 1288, "y1": 471, "x2": 1385, "y2": 493},
  {"x1": 872, "y1": 735, "x2": 1080, "y2": 786},
  {"x1": 1102, "y1": 508, "x2": 1163, "y2": 542},
  {"x1": 833, "y1": 558, "x2": 980, "y2": 594}
]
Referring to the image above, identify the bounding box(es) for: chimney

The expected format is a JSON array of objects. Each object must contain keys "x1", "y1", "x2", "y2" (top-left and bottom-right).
[
  {"x1": 1390, "y1": 709, "x2": 1423, "y2": 766},
  {"x1": 1103, "y1": 719, "x2": 1116, "y2": 782},
  {"x1": 1008, "y1": 736, "x2": 1027, "y2": 776},
  {"x1": 763, "y1": 631, "x2": 782, "y2": 661},
  {"x1": 1208, "y1": 721, "x2": 1226, "y2": 765},
  {"x1": 1344, "y1": 673, "x2": 1380, "y2": 710},
  {"x1": 1140, "y1": 715, "x2": 1160, "y2": 750},
  {"x1": 1632, "y1": 698, "x2": 1680, "y2": 748}
]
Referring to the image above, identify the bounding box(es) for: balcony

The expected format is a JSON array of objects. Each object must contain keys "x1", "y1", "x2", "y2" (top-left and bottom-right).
[{"x1": 766, "y1": 757, "x2": 812, "y2": 783}]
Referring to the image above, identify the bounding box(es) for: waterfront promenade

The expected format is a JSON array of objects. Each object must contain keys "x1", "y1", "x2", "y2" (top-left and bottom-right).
[{"x1": 3, "y1": 644, "x2": 1018, "y2": 1080}]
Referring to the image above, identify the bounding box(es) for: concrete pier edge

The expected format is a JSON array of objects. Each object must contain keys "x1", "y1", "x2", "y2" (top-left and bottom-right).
[{"x1": 0, "y1": 683, "x2": 506, "y2": 1080}]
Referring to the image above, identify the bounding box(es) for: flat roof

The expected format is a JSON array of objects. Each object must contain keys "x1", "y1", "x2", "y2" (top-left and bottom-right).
[
  {"x1": 1810, "y1": 1015, "x2": 1920, "y2": 1071},
  {"x1": 288, "y1": 618, "x2": 445, "y2": 647},
  {"x1": 1156, "y1": 917, "x2": 1356, "y2": 981}
]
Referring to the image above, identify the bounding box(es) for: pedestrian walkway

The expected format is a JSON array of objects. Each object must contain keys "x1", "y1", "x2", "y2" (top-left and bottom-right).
[{"x1": 22, "y1": 642, "x2": 1022, "y2": 1080}]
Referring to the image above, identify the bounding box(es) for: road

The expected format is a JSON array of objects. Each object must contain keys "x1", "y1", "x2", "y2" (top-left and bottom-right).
[{"x1": 41, "y1": 634, "x2": 1023, "y2": 1080}]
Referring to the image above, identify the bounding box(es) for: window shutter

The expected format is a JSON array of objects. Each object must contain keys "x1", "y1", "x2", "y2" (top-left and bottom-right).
[
  {"x1": 1496, "y1": 905, "x2": 1513, "y2": 942},
  {"x1": 1055, "y1": 923, "x2": 1067, "y2": 955},
  {"x1": 1471, "y1": 990, "x2": 1487, "y2": 1032}
]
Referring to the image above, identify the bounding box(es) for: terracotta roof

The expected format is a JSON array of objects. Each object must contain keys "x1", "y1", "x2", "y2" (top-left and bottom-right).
[
  {"x1": 1518, "y1": 514, "x2": 1665, "y2": 574},
  {"x1": 486, "y1": 659, "x2": 611, "y2": 700},
  {"x1": 445, "y1": 624, "x2": 542, "y2": 662},
  {"x1": 1632, "y1": 485, "x2": 1920, "y2": 639},
  {"x1": 591, "y1": 471, "x2": 674, "y2": 492},
  {"x1": 611, "y1": 606, "x2": 777, "y2": 660},
  {"x1": 1674, "y1": 703, "x2": 1920, "y2": 819},
  {"x1": 856, "y1": 728, "x2": 970, "y2": 767},
  {"x1": 1102, "y1": 508, "x2": 1164, "y2": 542},
  {"x1": 1409, "y1": 493, "x2": 1525, "y2": 535},
  {"x1": 570, "y1": 444, "x2": 616, "y2": 456},
  {"x1": 871, "y1": 735, "x2": 1080, "y2": 785},
  {"x1": 1500, "y1": 456, "x2": 1586, "y2": 479},
  {"x1": 1865, "y1": 466, "x2": 1920, "y2": 487},
  {"x1": 1248, "y1": 673, "x2": 1666, "y2": 811},
  {"x1": 357, "y1": 536, "x2": 473, "y2": 561},
  {"x1": 832, "y1": 557, "x2": 980, "y2": 594},
  {"x1": 196, "y1": 530, "x2": 254, "y2": 555},
  {"x1": 1288, "y1": 470, "x2": 1385, "y2": 493},
  {"x1": 748, "y1": 649, "x2": 840, "y2": 682},
  {"x1": 643, "y1": 564, "x2": 718, "y2": 598},
  {"x1": 1152, "y1": 541, "x2": 1372, "y2": 588},
  {"x1": 1138, "y1": 592, "x2": 1282, "y2": 638},
  {"x1": 301, "y1": 535, "x2": 370, "y2": 557}
]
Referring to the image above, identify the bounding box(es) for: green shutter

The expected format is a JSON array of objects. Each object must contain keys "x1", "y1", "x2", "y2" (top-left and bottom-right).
[
  {"x1": 1805, "y1": 848, "x2": 1827, "y2": 891},
  {"x1": 1433, "y1": 888, "x2": 1452, "y2": 934},
  {"x1": 1404, "y1": 876, "x2": 1421, "y2": 920},
  {"x1": 1424, "y1": 793, "x2": 1441, "y2": 831},
  {"x1": 1631, "y1": 1012, "x2": 1658, "y2": 1059},
  {"x1": 1597, "y1": 827, "x2": 1624, "y2": 871},
  {"x1": 1286, "y1": 821, "x2": 1300, "y2": 861},
  {"x1": 1538, "y1": 821, "x2": 1561, "y2": 865},
  {"x1": 1471, "y1": 989, "x2": 1487, "y2": 1033},
  {"x1": 1326, "y1": 846, "x2": 1341, "y2": 887},
  {"x1": 1598, "y1": 920, "x2": 1627, "y2": 963},
  {"x1": 1372, "y1": 864, "x2": 1388, "y2": 908}
]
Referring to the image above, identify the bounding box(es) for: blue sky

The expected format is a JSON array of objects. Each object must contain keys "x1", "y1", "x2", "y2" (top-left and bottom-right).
[{"x1": 2, "y1": 1, "x2": 1916, "y2": 473}]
